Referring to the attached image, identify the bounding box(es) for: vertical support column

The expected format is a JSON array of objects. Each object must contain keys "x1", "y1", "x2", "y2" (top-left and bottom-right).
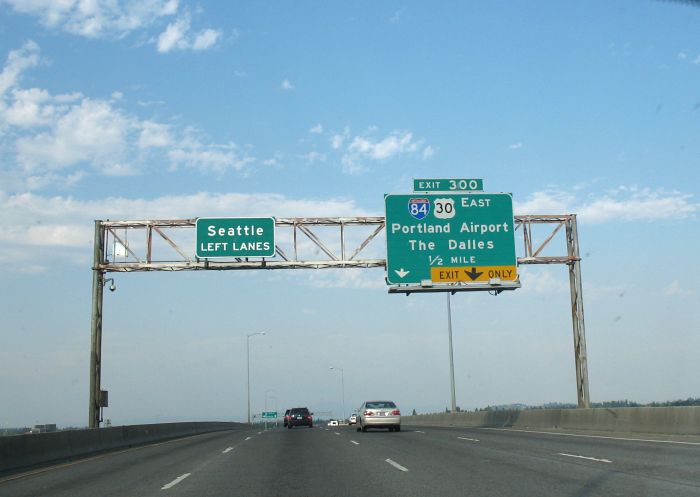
[
  {"x1": 446, "y1": 293, "x2": 457, "y2": 413},
  {"x1": 89, "y1": 220, "x2": 106, "y2": 428},
  {"x1": 566, "y1": 215, "x2": 591, "y2": 408}
]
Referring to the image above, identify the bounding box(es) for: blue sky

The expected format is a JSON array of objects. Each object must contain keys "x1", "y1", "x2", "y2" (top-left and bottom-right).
[{"x1": 0, "y1": 1, "x2": 698, "y2": 427}]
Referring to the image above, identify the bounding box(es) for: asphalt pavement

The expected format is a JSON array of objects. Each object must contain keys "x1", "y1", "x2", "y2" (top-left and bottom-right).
[{"x1": 1, "y1": 424, "x2": 699, "y2": 496}]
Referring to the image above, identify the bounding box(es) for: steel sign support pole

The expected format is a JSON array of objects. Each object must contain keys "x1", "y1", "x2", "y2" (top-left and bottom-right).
[
  {"x1": 566, "y1": 215, "x2": 591, "y2": 408},
  {"x1": 446, "y1": 293, "x2": 457, "y2": 413},
  {"x1": 340, "y1": 368, "x2": 346, "y2": 422},
  {"x1": 246, "y1": 336, "x2": 251, "y2": 425},
  {"x1": 89, "y1": 221, "x2": 105, "y2": 429},
  {"x1": 247, "y1": 332, "x2": 265, "y2": 425}
]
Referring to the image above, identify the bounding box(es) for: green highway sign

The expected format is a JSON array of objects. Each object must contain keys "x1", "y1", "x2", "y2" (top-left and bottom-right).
[
  {"x1": 262, "y1": 411, "x2": 277, "y2": 419},
  {"x1": 385, "y1": 193, "x2": 517, "y2": 285},
  {"x1": 413, "y1": 178, "x2": 484, "y2": 192},
  {"x1": 195, "y1": 217, "x2": 275, "y2": 258}
]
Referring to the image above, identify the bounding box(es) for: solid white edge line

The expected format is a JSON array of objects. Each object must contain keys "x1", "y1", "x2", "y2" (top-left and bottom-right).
[
  {"x1": 245, "y1": 436, "x2": 252, "y2": 441},
  {"x1": 558, "y1": 453, "x2": 612, "y2": 463},
  {"x1": 351, "y1": 440, "x2": 360, "y2": 445},
  {"x1": 334, "y1": 432, "x2": 341, "y2": 435},
  {"x1": 457, "y1": 436, "x2": 479, "y2": 442},
  {"x1": 415, "y1": 430, "x2": 425, "y2": 434},
  {"x1": 222, "y1": 447, "x2": 233, "y2": 454},
  {"x1": 385, "y1": 458, "x2": 409, "y2": 472},
  {"x1": 162, "y1": 473, "x2": 191, "y2": 490},
  {"x1": 480, "y1": 427, "x2": 700, "y2": 446}
]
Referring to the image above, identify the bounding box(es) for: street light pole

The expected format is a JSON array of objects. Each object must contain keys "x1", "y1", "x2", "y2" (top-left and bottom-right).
[
  {"x1": 247, "y1": 332, "x2": 266, "y2": 425},
  {"x1": 330, "y1": 366, "x2": 345, "y2": 421}
]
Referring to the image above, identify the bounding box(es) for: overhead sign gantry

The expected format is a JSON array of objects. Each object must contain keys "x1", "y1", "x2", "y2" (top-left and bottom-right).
[{"x1": 88, "y1": 178, "x2": 591, "y2": 428}]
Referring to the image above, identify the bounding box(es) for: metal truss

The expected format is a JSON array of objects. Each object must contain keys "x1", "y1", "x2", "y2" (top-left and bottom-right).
[
  {"x1": 97, "y1": 217, "x2": 386, "y2": 271},
  {"x1": 89, "y1": 214, "x2": 590, "y2": 428},
  {"x1": 95, "y1": 215, "x2": 579, "y2": 272}
]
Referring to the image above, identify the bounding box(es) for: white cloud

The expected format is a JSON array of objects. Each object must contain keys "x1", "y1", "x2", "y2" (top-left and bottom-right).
[
  {"x1": 347, "y1": 131, "x2": 418, "y2": 160},
  {"x1": 0, "y1": 41, "x2": 40, "y2": 96},
  {"x1": 340, "y1": 154, "x2": 366, "y2": 175},
  {"x1": 514, "y1": 190, "x2": 574, "y2": 215},
  {"x1": 192, "y1": 28, "x2": 221, "y2": 50},
  {"x1": 578, "y1": 187, "x2": 698, "y2": 223},
  {"x1": 514, "y1": 187, "x2": 698, "y2": 222},
  {"x1": 330, "y1": 127, "x2": 349, "y2": 149},
  {"x1": 300, "y1": 151, "x2": 327, "y2": 165},
  {"x1": 280, "y1": 79, "x2": 294, "y2": 91},
  {"x1": 157, "y1": 14, "x2": 221, "y2": 53},
  {"x1": 157, "y1": 16, "x2": 191, "y2": 52},
  {"x1": 1, "y1": 42, "x2": 253, "y2": 185},
  {"x1": 167, "y1": 130, "x2": 254, "y2": 173},
  {"x1": 518, "y1": 267, "x2": 569, "y2": 295},
  {"x1": 693, "y1": 55, "x2": 700, "y2": 65},
  {"x1": 663, "y1": 280, "x2": 692, "y2": 297},
  {"x1": 422, "y1": 145, "x2": 435, "y2": 159},
  {"x1": 309, "y1": 123, "x2": 323, "y2": 134},
  {"x1": 677, "y1": 51, "x2": 687, "y2": 60},
  {"x1": 337, "y1": 129, "x2": 424, "y2": 174},
  {"x1": 16, "y1": 98, "x2": 133, "y2": 173},
  {"x1": 508, "y1": 142, "x2": 523, "y2": 150},
  {"x1": 138, "y1": 121, "x2": 172, "y2": 149},
  {"x1": 1, "y1": 0, "x2": 179, "y2": 38},
  {"x1": 1, "y1": 1, "x2": 221, "y2": 53}
]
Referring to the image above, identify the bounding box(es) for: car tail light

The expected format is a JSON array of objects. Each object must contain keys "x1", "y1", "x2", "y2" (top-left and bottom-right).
[
  {"x1": 391, "y1": 409, "x2": 401, "y2": 416},
  {"x1": 307, "y1": 416, "x2": 312, "y2": 420},
  {"x1": 364, "y1": 410, "x2": 374, "y2": 416}
]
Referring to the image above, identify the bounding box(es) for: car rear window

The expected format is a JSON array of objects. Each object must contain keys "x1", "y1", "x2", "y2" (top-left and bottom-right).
[
  {"x1": 290, "y1": 408, "x2": 309, "y2": 415},
  {"x1": 366, "y1": 401, "x2": 396, "y2": 409}
]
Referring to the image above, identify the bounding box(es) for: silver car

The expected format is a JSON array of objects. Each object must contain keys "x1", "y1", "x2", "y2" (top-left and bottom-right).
[{"x1": 356, "y1": 400, "x2": 401, "y2": 432}]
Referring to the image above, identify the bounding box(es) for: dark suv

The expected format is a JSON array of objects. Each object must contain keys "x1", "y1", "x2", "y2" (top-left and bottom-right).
[{"x1": 287, "y1": 407, "x2": 313, "y2": 428}]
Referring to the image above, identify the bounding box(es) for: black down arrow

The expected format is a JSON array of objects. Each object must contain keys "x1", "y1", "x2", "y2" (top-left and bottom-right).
[{"x1": 465, "y1": 267, "x2": 483, "y2": 281}]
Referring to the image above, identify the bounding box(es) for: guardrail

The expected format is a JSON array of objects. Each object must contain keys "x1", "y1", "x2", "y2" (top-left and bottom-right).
[
  {"x1": 403, "y1": 406, "x2": 700, "y2": 435},
  {"x1": 0, "y1": 422, "x2": 243, "y2": 475}
]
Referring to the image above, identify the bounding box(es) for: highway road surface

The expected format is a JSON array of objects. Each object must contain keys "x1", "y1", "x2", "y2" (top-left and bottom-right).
[{"x1": 1, "y1": 425, "x2": 699, "y2": 496}]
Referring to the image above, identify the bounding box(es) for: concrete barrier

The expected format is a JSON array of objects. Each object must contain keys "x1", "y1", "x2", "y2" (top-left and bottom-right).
[
  {"x1": 403, "y1": 406, "x2": 700, "y2": 436},
  {"x1": 0, "y1": 422, "x2": 243, "y2": 475}
]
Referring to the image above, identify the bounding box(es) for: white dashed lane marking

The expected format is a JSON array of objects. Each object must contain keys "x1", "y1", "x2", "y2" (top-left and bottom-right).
[
  {"x1": 222, "y1": 447, "x2": 233, "y2": 454},
  {"x1": 558, "y1": 453, "x2": 612, "y2": 463},
  {"x1": 161, "y1": 473, "x2": 190, "y2": 490},
  {"x1": 385, "y1": 459, "x2": 409, "y2": 472},
  {"x1": 457, "y1": 436, "x2": 479, "y2": 442}
]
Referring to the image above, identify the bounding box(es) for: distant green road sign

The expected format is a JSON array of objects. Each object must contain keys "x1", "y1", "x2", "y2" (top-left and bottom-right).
[
  {"x1": 195, "y1": 217, "x2": 275, "y2": 258},
  {"x1": 262, "y1": 411, "x2": 277, "y2": 419},
  {"x1": 413, "y1": 178, "x2": 484, "y2": 192},
  {"x1": 385, "y1": 193, "x2": 517, "y2": 285}
]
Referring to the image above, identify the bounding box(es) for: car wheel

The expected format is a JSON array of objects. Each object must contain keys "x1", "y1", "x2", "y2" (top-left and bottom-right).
[
  {"x1": 308, "y1": 424, "x2": 313, "y2": 428},
  {"x1": 388, "y1": 426, "x2": 394, "y2": 432},
  {"x1": 361, "y1": 425, "x2": 367, "y2": 432},
  {"x1": 287, "y1": 425, "x2": 292, "y2": 429},
  {"x1": 356, "y1": 426, "x2": 361, "y2": 432},
  {"x1": 395, "y1": 425, "x2": 401, "y2": 432}
]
